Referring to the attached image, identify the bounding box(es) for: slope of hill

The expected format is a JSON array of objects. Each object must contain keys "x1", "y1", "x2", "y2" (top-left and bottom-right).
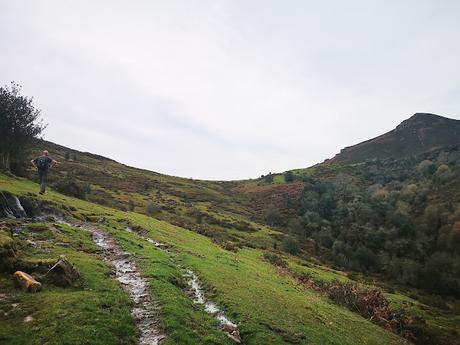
[
  {"x1": 329, "y1": 113, "x2": 460, "y2": 164},
  {"x1": 2, "y1": 113, "x2": 460, "y2": 344},
  {"x1": 0, "y1": 174, "x2": 413, "y2": 345}
]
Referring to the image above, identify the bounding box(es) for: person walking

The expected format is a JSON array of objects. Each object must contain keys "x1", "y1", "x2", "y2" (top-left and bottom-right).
[{"x1": 31, "y1": 150, "x2": 57, "y2": 194}]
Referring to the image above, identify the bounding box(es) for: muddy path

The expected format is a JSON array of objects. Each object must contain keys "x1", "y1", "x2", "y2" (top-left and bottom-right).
[
  {"x1": 57, "y1": 220, "x2": 166, "y2": 345},
  {"x1": 125, "y1": 226, "x2": 241, "y2": 343}
]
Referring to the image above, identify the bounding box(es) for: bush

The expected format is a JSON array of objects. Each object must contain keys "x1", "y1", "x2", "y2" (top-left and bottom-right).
[
  {"x1": 281, "y1": 236, "x2": 300, "y2": 255},
  {"x1": 325, "y1": 280, "x2": 415, "y2": 339},
  {"x1": 263, "y1": 252, "x2": 288, "y2": 268},
  {"x1": 127, "y1": 200, "x2": 135, "y2": 211},
  {"x1": 284, "y1": 170, "x2": 295, "y2": 182},
  {"x1": 264, "y1": 174, "x2": 274, "y2": 183},
  {"x1": 146, "y1": 202, "x2": 160, "y2": 216},
  {"x1": 54, "y1": 179, "x2": 87, "y2": 200},
  {"x1": 265, "y1": 205, "x2": 282, "y2": 226}
]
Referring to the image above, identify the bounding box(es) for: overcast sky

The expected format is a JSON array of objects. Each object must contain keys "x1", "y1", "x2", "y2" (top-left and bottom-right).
[{"x1": 1, "y1": 1, "x2": 460, "y2": 180}]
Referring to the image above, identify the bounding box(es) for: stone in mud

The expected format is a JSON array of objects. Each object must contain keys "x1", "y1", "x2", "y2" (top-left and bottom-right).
[
  {"x1": 227, "y1": 330, "x2": 242, "y2": 343},
  {"x1": 221, "y1": 323, "x2": 238, "y2": 334},
  {"x1": 14, "y1": 271, "x2": 42, "y2": 292},
  {"x1": 46, "y1": 255, "x2": 80, "y2": 287}
]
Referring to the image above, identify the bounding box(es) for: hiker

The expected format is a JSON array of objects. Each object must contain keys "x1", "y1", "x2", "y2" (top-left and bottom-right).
[{"x1": 31, "y1": 150, "x2": 58, "y2": 194}]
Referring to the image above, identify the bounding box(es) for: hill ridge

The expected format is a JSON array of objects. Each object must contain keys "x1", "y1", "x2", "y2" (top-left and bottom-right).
[{"x1": 329, "y1": 113, "x2": 460, "y2": 164}]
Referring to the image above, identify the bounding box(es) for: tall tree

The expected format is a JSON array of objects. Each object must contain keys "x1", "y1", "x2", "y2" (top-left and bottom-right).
[{"x1": 0, "y1": 82, "x2": 46, "y2": 171}]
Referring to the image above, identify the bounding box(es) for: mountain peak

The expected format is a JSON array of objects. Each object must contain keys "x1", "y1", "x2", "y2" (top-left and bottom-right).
[
  {"x1": 396, "y1": 113, "x2": 454, "y2": 131},
  {"x1": 330, "y1": 113, "x2": 460, "y2": 163},
  {"x1": 408, "y1": 112, "x2": 442, "y2": 121}
]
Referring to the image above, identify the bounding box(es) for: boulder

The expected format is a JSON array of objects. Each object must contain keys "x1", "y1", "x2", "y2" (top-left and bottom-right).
[
  {"x1": 45, "y1": 255, "x2": 80, "y2": 287},
  {"x1": 14, "y1": 271, "x2": 42, "y2": 292}
]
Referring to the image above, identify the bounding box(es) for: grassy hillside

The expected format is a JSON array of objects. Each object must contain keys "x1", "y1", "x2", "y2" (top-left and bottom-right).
[
  {"x1": 2, "y1": 113, "x2": 458, "y2": 344},
  {"x1": 0, "y1": 173, "x2": 418, "y2": 345},
  {"x1": 25, "y1": 140, "x2": 266, "y2": 250}
]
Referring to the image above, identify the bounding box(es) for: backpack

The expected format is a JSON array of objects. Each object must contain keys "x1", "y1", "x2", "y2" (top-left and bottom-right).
[{"x1": 36, "y1": 156, "x2": 50, "y2": 170}]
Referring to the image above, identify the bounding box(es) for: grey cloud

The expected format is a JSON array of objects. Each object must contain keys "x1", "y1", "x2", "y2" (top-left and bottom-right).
[{"x1": 1, "y1": 0, "x2": 459, "y2": 179}]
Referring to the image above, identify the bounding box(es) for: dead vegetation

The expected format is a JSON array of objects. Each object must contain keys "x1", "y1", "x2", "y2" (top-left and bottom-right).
[{"x1": 295, "y1": 273, "x2": 458, "y2": 345}]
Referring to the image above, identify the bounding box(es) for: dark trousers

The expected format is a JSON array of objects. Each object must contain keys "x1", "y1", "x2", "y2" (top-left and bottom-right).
[{"x1": 38, "y1": 169, "x2": 48, "y2": 194}]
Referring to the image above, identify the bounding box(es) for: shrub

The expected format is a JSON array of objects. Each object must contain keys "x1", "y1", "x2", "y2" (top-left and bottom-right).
[
  {"x1": 127, "y1": 200, "x2": 135, "y2": 211},
  {"x1": 263, "y1": 252, "x2": 287, "y2": 268},
  {"x1": 264, "y1": 174, "x2": 274, "y2": 183},
  {"x1": 265, "y1": 205, "x2": 282, "y2": 226},
  {"x1": 281, "y1": 236, "x2": 300, "y2": 255},
  {"x1": 284, "y1": 170, "x2": 295, "y2": 182},
  {"x1": 146, "y1": 202, "x2": 160, "y2": 216},
  {"x1": 54, "y1": 179, "x2": 87, "y2": 200}
]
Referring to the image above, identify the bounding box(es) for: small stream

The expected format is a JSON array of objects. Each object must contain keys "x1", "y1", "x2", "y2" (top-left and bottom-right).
[
  {"x1": 6, "y1": 196, "x2": 240, "y2": 344},
  {"x1": 126, "y1": 227, "x2": 241, "y2": 343},
  {"x1": 183, "y1": 270, "x2": 241, "y2": 343},
  {"x1": 58, "y1": 220, "x2": 165, "y2": 345}
]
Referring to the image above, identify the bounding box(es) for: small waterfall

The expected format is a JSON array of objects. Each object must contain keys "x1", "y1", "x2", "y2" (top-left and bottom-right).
[
  {"x1": 13, "y1": 196, "x2": 26, "y2": 216},
  {"x1": 0, "y1": 192, "x2": 27, "y2": 218}
]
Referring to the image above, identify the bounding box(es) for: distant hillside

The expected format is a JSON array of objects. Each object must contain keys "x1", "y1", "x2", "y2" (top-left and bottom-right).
[{"x1": 329, "y1": 113, "x2": 460, "y2": 164}]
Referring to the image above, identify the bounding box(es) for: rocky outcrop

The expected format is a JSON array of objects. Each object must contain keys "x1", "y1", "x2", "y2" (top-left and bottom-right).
[{"x1": 45, "y1": 255, "x2": 80, "y2": 287}]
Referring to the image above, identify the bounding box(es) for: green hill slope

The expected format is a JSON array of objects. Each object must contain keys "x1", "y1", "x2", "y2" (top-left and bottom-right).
[
  {"x1": 2, "y1": 113, "x2": 459, "y2": 344},
  {"x1": 0, "y1": 174, "x2": 411, "y2": 345}
]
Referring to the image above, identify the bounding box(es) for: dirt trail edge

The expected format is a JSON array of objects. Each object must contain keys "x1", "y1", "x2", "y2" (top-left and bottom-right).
[{"x1": 60, "y1": 220, "x2": 166, "y2": 345}]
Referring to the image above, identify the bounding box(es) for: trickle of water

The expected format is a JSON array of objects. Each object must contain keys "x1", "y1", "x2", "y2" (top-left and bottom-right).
[
  {"x1": 91, "y1": 230, "x2": 165, "y2": 345},
  {"x1": 124, "y1": 226, "x2": 241, "y2": 343},
  {"x1": 13, "y1": 196, "x2": 26, "y2": 215},
  {"x1": 0, "y1": 193, "x2": 27, "y2": 218},
  {"x1": 54, "y1": 218, "x2": 165, "y2": 345},
  {"x1": 125, "y1": 227, "x2": 168, "y2": 250},
  {"x1": 183, "y1": 270, "x2": 241, "y2": 343}
]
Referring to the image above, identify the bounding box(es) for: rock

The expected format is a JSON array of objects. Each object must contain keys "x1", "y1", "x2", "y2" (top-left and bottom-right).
[
  {"x1": 45, "y1": 255, "x2": 80, "y2": 287},
  {"x1": 24, "y1": 315, "x2": 34, "y2": 322},
  {"x1": 222, "y1": 323, "x2": 238, "y2": 333},
  {"x1": 13, "y1": 271, "x2": 42, "y2": 292}
]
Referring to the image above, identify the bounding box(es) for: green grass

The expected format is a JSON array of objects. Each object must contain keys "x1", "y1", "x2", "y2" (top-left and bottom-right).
[
  {"x1": 288, "y1": 259, "x2": 350, "y2": 283},
  {"x1": 0, "y1": 220, "x2": 136, "y2": 345},
  {"x1": 0, "y1": 173, "x2": 410, "y2": 344}
]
